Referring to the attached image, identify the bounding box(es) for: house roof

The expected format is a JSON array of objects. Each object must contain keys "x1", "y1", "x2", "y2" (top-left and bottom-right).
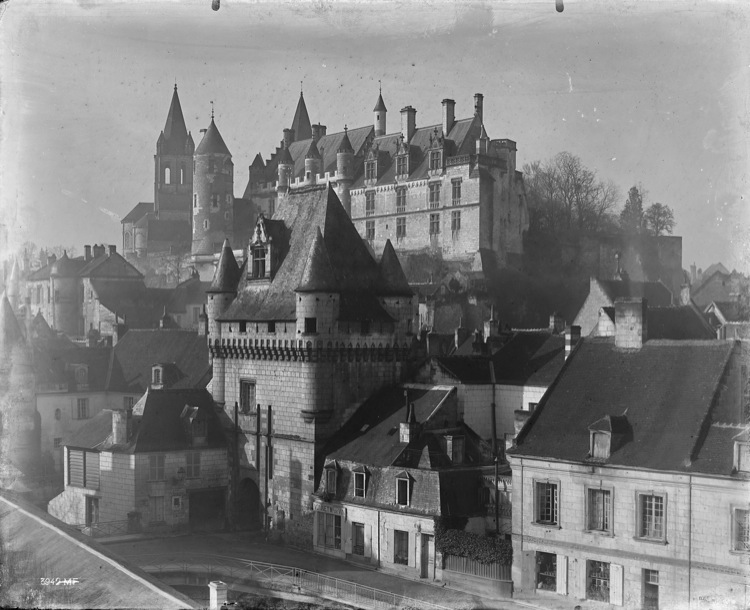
[
  {"x1": 378, "y1": 240, "x2": 413, "y2": 296},
  {"x1": 50, "y1": 252, "x2": 86, "y2": 277},
  {"x1": 597, "y1": 278, "x2": 673, "y2": 306},
  {"x1": 689, "y1": 423, "x2": 747, "y2": 476},
  {"x1": 296, "y1": 228, "x2": 338, "y2": 292},
  {"x1": 708, "y1": 300, "x2": 748, "y2": 323},
  {"x1": 78, "y1": 252, "x2": 143, "y2": 280},
  {"x1": 113, "y1": 329, "x2": 210, "y2": 394},
  {"x1": 285, "y1": 125, "x2": 373, "y2": 179},
  {"x1": 208, "y1": 239, "x2": 241, "y2": 293},
  {"x1": 121, "y1": 201, "x2": 153, "y2": 225},
  {"x1": 90, "y1": 279, "x2": 170, "y2": 329},
  {"x1": 27, "y1": 262, "x2": 52, "y2": 282},
  {"x1": 126, "y1": 388, "x2": 226, "y2": 453},
  {"x1": 325, "y1": 385, "x2": 455, "y2": 467},
  {"x1": 195, "y1": 118, "x2": 231, "y2": 156},
  {"x1": 647, "y1": 305, "x2": 716, "y2": 339},
  {"x1": 167, "y1": 276, "x2": 211, "y2": 313},
  {"x1": 67, "y1": 410, "x2": 114, "y2": 450},
  {"x1": 221, "y1": 185, "x2": 407, "y2": 322},
  {"x1": 33, "y1": 345, "x2": 129, "y2": 394},
  {"x1": 510, "y1": 338, "x2": 737, "y2": 472}
]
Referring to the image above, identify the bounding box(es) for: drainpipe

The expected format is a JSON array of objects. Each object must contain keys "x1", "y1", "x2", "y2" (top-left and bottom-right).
[{"x1": 377, "y1": 509, "x2": 381, "y2": 568}]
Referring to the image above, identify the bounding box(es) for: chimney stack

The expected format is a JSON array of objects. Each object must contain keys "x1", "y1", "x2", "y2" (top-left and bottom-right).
[
  {"x1": 109, "y1": 245, "x2": 116, "y2": 256},
  {"x1": 474, "y1": 93, "x2": 484, "y2": 123},
  {"x1": 84, "y1": 245, "x2": 92, "y2": 261},
  {"x1": 311, "y1": 124, "x2": 326, "y2": 142},
  {"x1": 283, "y1": 128, "x2": 295, "y2": 148},
  {"x1": 615, "y1": 298, "x2": 648, "y2": 349},
  {"x1": 400, "y1": 106, "x2": 417, "y2": 142},
  {"x1": 442, "y1": 99, "x2": 455, "y2": 135},
  {"x1": 565, "y1": 325, "x2": 581, "y2": 360},
  {"x1": 112, "y1": 408, "x2": 132, "y2": 445},
  {"x1": 549, "y1": 312, "x2": 565, "y2": 335},
  {"x1": 399, "y1": 400, "x2": 418, "y2": 444}
]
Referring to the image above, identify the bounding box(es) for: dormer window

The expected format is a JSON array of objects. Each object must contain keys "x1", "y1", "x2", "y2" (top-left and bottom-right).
[
  {"x1": 353, "y1": 467, "x2": 367, "y2": 498},
  {"x1": 396, "y1": 155, "x2": 408, "y2": 177},
  {"x1": 253, "y1": 245, "x2": 267, "y2": 278},
  {"x1": 152, "y1": 365, "x2": 164, "y2": 389},
  {"x1": 74, "y1": 365, "x2": 89, "y2": 390},
  {"x1": 365, "y1": 160, "x2": 377, "y2": 181},
  {"x1": 735, "y1": 440, "x2": 750, "y2": 473},
  {"x1": 429, "y1": 150, "x2": 442, "y2": 171},
  {"x1": 396, "y1": 472, "x2": 411, "y2": 506},
  {"x1": 324, "y1": 461, "x2": 338, "y2": 496},
  {"x1": 591, "y1": 431, "x2": 611, "y2": 460}
]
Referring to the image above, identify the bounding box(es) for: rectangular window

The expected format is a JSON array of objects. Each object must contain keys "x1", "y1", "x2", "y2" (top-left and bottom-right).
[
  {"x1": 318, "y1": 512, "x2": 341, "y2": 549},
  {"x1": 396, "y1": 187, "x2": 406, "y2": 213},
  {"x1": 365, "y1": 192, "x2": 375, "y2": 216},
  {"x1": 153, "y1": 367, "x2": 162, "y2": 385},
  {"x1": 240, "y1": 380, "x2": 256, "y2": 414},
  {"x1": 429, "y1": 213, "x2": 440, "y2": 236},
  {"x1": 536, "y1": 552, "x2": 557, "y2": 591},
  {"x1": 76, "y1": 398, "x2": 89, "y2": 420},
  {"x1": 396, "y1": 217, "x2": 406, "y2": 240},
  {"x1": 304, "y1": 317, "x2": 317, "y2": 334},
  {"x1": 268, "y1": 321, "x2": 276, "y2": 333},
  {"x1": 326, "y1": 468, "x2": 337, "y2": 495},
  {"x1": 452, "y1": 179, "x2": 461, "y2": 205},
  {"x1": 54, "y1": 437, "x2": 62, "y2": 449},
  {"x1": 396, "y1": 155, "x2": 408, "y2": 176},
  {"x1": 396, "y1": 477, "x2": 410, "y2": 506},
  {"x1": 365, "y1": 161, "x2": 377, "y2": 181},
  {"x1": 354, "y1": 472, "x2": 366, "y2": 498},
  {"x1": 67, "y1": 449, "x2": 99, "y2": 489},
  {"x1": 639, "y1": 494, "x2": 665, "y2": 540},
  {"x1": 149, "y1": 454, "x2": 165, "y2": 481},
  {"x1": 535, "y1": 481, "x2": 558, "y2": 525},
  {"x1": 643, "y1": 569, "x2": 659, "y2": 610},
  {"x1": 587, "y1": 561, "x2": 610, "y2": 602},
  {"x1": 68, "y1": 449, "x2": 84, "y2": 487},
  {"x1": 451, "y1": 210, "x2": 461, "y2": 233},
  {"x1": 211, "y1": 194, "x2": 219, "y2": 208},
  {"x1": 252, "y1": 246, "x2": 266, "y2": 278},
  {"x1": 737, "y1": 442, "x2": 750, "y2": 472},
  {"x1": 394, "y1": 530, "x2": 409, "y2": 565},
  {"x1": 733, "y1": 508, "x2": 750, "y2": 552},
  {"x1": 186, "y1": 452, "x2": 201, "y2": 478},
  {"x1": 429, "y1": 150, "x2": 442, "y2": 170},
  {"x1": 588, "y1": 489, "x2": 612, "y2": 532},
  {"x1": 365, "y1": 220, "x2": 375, "y2": 241},
  {"x1": 360, "y1": 319, "x2": 371, "y2": 335},
  {"x1": 352, "y1": 522, "x2": 365, "y2": 556},
  {"x1": 429, "y1": 183, "x2": 440, "y2": 208},
  {"x1": 150, "y1": 496, "x2": 165, "y2": 523},
  {"x1": 451, "y1": 436, "x2": 464, "y2": 464}
]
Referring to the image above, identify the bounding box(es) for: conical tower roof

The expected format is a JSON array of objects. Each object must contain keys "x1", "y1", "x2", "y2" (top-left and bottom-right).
[
  {"x1": 278, "y1": 145, "x2": 293, "y2": 165},
  {"x1": 291, "y1": 91, "x2": 312, "y2": 142},
  {"x1": 338, "y1": 127, "x2": 354, "y2": 153},
  {"x1": 250, "y1": 153, "x2": 266, "y2": 170},
  {"x1": 373, "y1": 92, "x2": 387, "y2": 112},
  {"x1": 296, "y1": 227, "x2": 338, "y2": 293},
  {"x1": 160, "y1": 85, "x2": 191, "y2": 154},
  {"x1": 196, "y1": 118, "x2": 232, "y2": 156},
  {"x1": 207, "y1": 239, "x2": 241, "y2": 293},
  {"x1": 50, "y1": 251, "x2": 78, "y2": 277},
  {"x1": 305, "y1": 139, "x2": 321, "y2": 160},
  {"x1": 378, "y1": 240, "x2": 412, "y2": 296}
]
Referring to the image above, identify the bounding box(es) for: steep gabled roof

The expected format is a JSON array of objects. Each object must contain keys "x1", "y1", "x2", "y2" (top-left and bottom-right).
[
  {"x1": 510, "y1": 338, "x2": 736, "y2": 472},
  {"x1": 208, "y1": 239, "x2": 241, "y2": 293},
  {"x1": 290, "y1": 91, "x2": 312, "y2": 142},
  {"x1": 78, "y1": 252, "x2": 143, "y2": 280},
  {"x1": 598, "y1": 278, "x2": 673, "y2": 306},
  {"x1": 195, "y1": 118, "x2": 231, "y2": 156},
  {"x1": 50, "y1": 252, "x2": 85, "y2": 277},
  {"x1": 378, "y1": 240, "x2": 412, "y2": 296},
  {"x1": 296, "y1": 228, "x2": 337, "y2": 292},
  {"x1": 250, "y1": 153, "x2": 265, "y2": 169}
]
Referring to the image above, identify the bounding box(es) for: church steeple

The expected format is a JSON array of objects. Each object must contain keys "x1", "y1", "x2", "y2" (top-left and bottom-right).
[
  {"x1": 159, "y1": 84, "x2": 191, "y2": 154},
  {"x1": 291, "y1": 89, "x2": 312, "y2": 142}
]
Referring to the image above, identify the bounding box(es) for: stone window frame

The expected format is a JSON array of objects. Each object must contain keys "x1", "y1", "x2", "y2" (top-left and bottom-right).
[
  {"x1": 635, "y1": 491, "x2": 668, "y2": 544},
  {"x1": 324, "y1": 462, "x2": 338, "y2": 496},
  {"x1": 396, "y1": 187, "x2": 407, "y2": 213},
  {"x1": 584, "y1": 484, "x2": 615, "y2": 536},
  {"x1": 149, "y1": 454, "x2": 166, "y2": 482},
  {"x1": 428, "y1": 183, "x2": 441, "y2": 209},
  {"x1": 429, "y1": 150, "x2": 442, "y2": 171},
  {"x1": 451, "y1": 179, "x2": 462, "y2": 205},
  {"x1": 396, "y1": 155, "x2": 408, "y2": 177},
  {"x1": 353, "y1": 469, "x2": 367, "y2": 498},
  {"x1": 734, "y1": 441, "x2": 750, "y2": 473},
  {"x1": 730, "y1": 505, "x2": 750, "y2": 553},
  {"x1": 396, "y1": 217, "x2": 406, "y2": 240},
  {"x1": 239, "y1": 379, "x2": 256, "y2": 415},
  {"x1": 393, "y1": 529, "x2": 409, "y2": 565},
  {"x1": 365, "y1": 191, "x2": 376, "y2": 217},
  {"x1": 396, "y1": 474, "x2": 411, "y2": 506},
  {"x1": 365, "y1": 220, "x2": 375, "y2": 242},
  {"x1": 532, "y1": 478, "x2": 561, "y2": 528},
  {"x1": 186, "y1": 451, "x2": 201, "y2": 478},
  {"x1": 429, "y1": 213, "x2": 440, "y2": 236}
]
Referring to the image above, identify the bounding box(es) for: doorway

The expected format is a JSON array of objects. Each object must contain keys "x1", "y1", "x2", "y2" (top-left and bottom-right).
[{"x1": 420, "y1": 533, "x2": 434, "y2": 578}]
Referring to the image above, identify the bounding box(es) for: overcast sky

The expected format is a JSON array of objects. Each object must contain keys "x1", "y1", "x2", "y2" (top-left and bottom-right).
[{"x1": 1, "y1": 0, "x2": 748, "y2": 272}]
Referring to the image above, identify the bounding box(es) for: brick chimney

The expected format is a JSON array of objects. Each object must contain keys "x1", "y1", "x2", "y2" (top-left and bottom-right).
[
  {"x1": 565, "y1": 325, "x2": 581, "y2": 360},
  {"x1": 399, "y1": 399, "x2": 418, "y2": 444},
  {"x1": 84, "y1": 245, "x2": 92, "y2": 261},
  {"x1": 311, "y1": 124, "x2": 326, "y2": 143},
  {"x1": 474, "y1": 93, "x2": 484, "y2": 123},
  {"x1": 108, "y1": 245, "x2": 116, "y2": 256},
  {"x1": 442, "y1": 99, "x2": 455, "y2": 135},
  {"x1": 400, "y1": 106, "x2": 417, "y2": 142},
  {"x1": 615, "y1": 298, "x2": 648, "y2": 349},
  {"x1": 112, "y1": 408, "x2": 132, "y2": 445},
  {"x1": 283, "y1": 128, "x2": 295, "y2": 148},
  {"x1": 549, "y1": 312, "x2": 565, "y2": 335}
]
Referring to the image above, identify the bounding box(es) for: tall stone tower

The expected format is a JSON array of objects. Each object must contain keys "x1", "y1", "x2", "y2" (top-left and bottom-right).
[
  {"x1": 335, "y1": 127, "x2": 354, "y2": 215},
  {"x1": 155, "y1": 85, "x2": 195, "y2": 223},
  {"x1": 191, "y1": 115, "x2": 234, "y2": 256},
  {"x1": 373, "y1": 89, "x2": 387, "y2": 137}
]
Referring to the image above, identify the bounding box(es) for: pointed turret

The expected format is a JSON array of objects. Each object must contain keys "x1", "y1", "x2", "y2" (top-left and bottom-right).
[
  {"x1": 277, "y1": 144, "x2": 294, "y2": 192},
  {"x1": 250, "y1": 153, "x2": 266, "y2": 170},
  {"x1": 338, "y1": 128, "x2": 354, "y2": 154},
  {"x1": 297, "y1": 228, "x2": 338, "y2": 293},
  {"x1": 208, "y1": 239, "x2": 241, "y2": 293},
  {"x1": 291, "y1": 91, "x2": 312, "y2": 142},
  {"x1": 157, "y1": 85, "x2": 192, "y2": 155},
  {"x1": 336, "y1": 126, "x2": 355, "y2": 215},
  {"x1": 195, "y1": 118, "x2": 232, "y2": 156},
  {"x1": 304, "y1": 139, "x2": 321, "y2": 185},
  {"x1": 378, "y1": 240, "x2": 412, "y2": 296},
  {"x1": 373, "y1": 88, "x2": 387, "y2": 137}
]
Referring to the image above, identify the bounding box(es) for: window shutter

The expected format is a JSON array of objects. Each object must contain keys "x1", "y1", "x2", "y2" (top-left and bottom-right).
[
  {"x1": 556, "y1": 554, "x2": 568, "y2": 595},
  {"x1": 314, "y1": 512, "x2": 321, "y2": 547},
  {"x1": 344, "y1": 523, "x2": 352, "y2": 554},
  {"x1": 577, "y1": 559, "x2": 587, "y2": 599},
  {"x1": 69, "y1": 449, "x2": 84, "y2": 486},
  {"x1": 364, "y1": 524, "x2": 372, "y2": 559},
  {"x1": 609, "y1": 563, "x2": 623, "y2": 606},
  {"x1": 85, "y1": 452, "x2": 100, "y2": 489}
]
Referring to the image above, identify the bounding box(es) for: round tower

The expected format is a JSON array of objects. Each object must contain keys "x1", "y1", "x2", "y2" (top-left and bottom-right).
[
  {"x1": 277, "y1": 145, "x2": 294, "y2": 193},
  {"x1": 50, "y1": 251, "x2": 79, "y2": 336},
  {"x1": 192, "y1": 114, "x2": 234, "y2": 256},
  {"x1": 304, "y1": 140, "x2": 321, "y2": 185},
  {"x1": 373, "y1": 87, "x2": 387, "y2": 137},
  {"x1": 336, "y1": 126, "x2": 355, "y2": 216}
]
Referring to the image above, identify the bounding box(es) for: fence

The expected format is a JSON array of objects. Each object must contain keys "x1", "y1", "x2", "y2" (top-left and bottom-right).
[
  {"x1": 136, "y1": 553, "x2": 450, "y2": 610},
  {"x1": 443, "y1": 554, "x2": 511, "y2": 581}
]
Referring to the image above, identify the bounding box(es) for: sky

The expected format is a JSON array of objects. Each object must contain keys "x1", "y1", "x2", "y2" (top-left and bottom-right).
[{"x1": 1, "y1": 0, "x2": 748, "y2": 273}]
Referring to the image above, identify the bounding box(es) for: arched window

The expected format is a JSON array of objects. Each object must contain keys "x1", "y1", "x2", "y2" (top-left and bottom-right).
[
  {"x1": 164, "y1": 166, "x2": 171, "y2": 185},
  {"x1": 180, "y1": 164, "x2": 185, "y2": 184}
]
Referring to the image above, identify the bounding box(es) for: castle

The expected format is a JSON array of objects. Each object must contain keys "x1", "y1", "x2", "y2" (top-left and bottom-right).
[{"x1": 122, "y1": 86, "x2": 530, "y2": 285}]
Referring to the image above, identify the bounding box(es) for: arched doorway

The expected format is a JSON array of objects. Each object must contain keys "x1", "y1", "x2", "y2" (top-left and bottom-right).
[{"x1": 236, "y1": 477, "x2": 260, "y2": 530}]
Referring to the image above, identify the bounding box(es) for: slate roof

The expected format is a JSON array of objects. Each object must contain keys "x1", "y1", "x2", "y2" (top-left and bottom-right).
[
  {"x1": 378, "y1": 240, "x2": 412, "y2": 296},
  {"x1": 689, "y1": 423, "x2": 747, "y2": 476},
  {"x1": 221, "y1": 185, "x2": 405, "y2": 322},
  {"x1": 373, "y1": 93, "x2": 387, "y2": 112},
  {"x1": 597, "y1": 278, "x2": 673, "y2": 306},
  {"x1": 647, "y1": 305, "x2": 716, "y2": 339},
  {"x1": 50, "y1": 252, "x2": 86, "y2": 277},
  {"x1": 67, "y1": 410, "x2": 114, "y2": 449},
  {"x1": 167, "y1": 276, "x2": 211, "y2": 313},
  {"x1": 296, "y1": 228, "x2": 338, "y2": 292},
  {"x1": 195, "y1": 118, "x2": 231, "y2": 156},
  {"x1": 510, "y1": 338, "x2": 737, "y2": 472},
  {"x1": 435, "y1": 332, "x2": 565, "y2": 386},
  {"x1": 127, "y1": 388, "x2": 225, "y2": 453},
  {"x1": 250, "y1": 153, "x2": 265, "y2": 169},
  {"x1": 113, "y1": 329, "x2": 211, "y2": 394},
  {"x1": 208, "y1": 239, "x2": 241, "y2": 293},
  {"x1": 27, "y1": 263, "x2": 53, "y2": 282},
  {"x1": 710, "y1": 300, "x2": 747, "y2": 323},
  {"x1": 91, "y1": 279, "x2": 170, "y2": 329},
  {"x1": 33, "y1": 345, "x2": 129, "y2": 393},
  {"x1": 285, "y1": 125, "x2": 373, "y2": 180},
  {"x1": 78, "y1": 252, "x2": 143, "y2": 279},
  {"x1": 121, "y1": 201, "x2": 153, "y2": 225},
  {"x1": 159, "y1": 85, "x2": 191, "y2": 155}
]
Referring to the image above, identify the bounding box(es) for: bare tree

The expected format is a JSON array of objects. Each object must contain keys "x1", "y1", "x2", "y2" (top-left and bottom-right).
[{"x1": 644, "y1": 202, "x2": 675, "y2": 236}]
